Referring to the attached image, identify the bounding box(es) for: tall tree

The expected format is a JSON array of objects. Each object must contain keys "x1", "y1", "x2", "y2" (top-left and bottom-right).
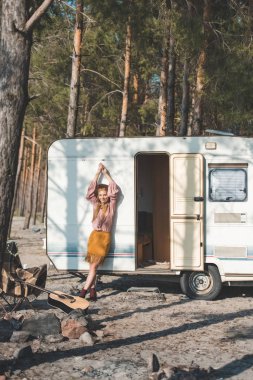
[
  {"x1": 0, "y1": 0, "x2": 53, "y2": 267},
  {"x1": 167, "y1": 32, "x2": 176, "y2": 135},
  {"x1": 156, "y1": 33, "x2": 169, "y2": 136},
  {"x1": 66, "y1": 0, "x2": 84, "y2": 137},
  {"x1": 179, "y1": 59, "x2": 190, "y2": 136},
  {"x1": 119, "y1": 17, "x2": 132, "y2": 137},
  {"x1": 192, "y1": 0, "x2": 212, "y2": 135}
]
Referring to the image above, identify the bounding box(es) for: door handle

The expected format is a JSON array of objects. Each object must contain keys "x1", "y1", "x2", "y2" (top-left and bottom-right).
[{"x1": 194, "y1": 196, "x2": 204, "y2": 202}]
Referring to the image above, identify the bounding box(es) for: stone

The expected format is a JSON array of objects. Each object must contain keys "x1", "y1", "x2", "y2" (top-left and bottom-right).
[
  {"x1": 95, "y1": 329, "x2": 104, "y2": 338},
  {"x1": 0, "y1": 320, "x2": 13, "y2": 342},
  {"x1": 81, "y1": 366, "x2": 94, "y2": 373},
  {"x1": 61, "y1": 319, "x2": 87, "y2": 339},
  {"x1": 10, "y1": 331, "x2": 31, "y2": 343},
  {"x1": 22, "y1": 313, "x2": 60, "y2": 337},
  {"x1": 12, "y1": 370, "x2": 22, "y2": 376},
  {"x1": 65, "y1": 309, "x2": 90, "y2": 324},
  {"x1": 79, "y1": 331, "x2": 95, "y2": 345},
  {"x1": 61, "y1": 309, "x2": 90, "y2": 339},
  {"x1": 163, "y1": 365, "x2": 176, "y2": 378},
  {"x1": 9, "y1": 315, "x2": 24, "y2": 330},
  {"x1": 13, "y1": 345, "x2": 33, "y2": 360},
  {"x1": 44, "y1": 334, "x2": 65, "y2": 343},
  {"x1": 31, "y1": 338, "x2": 41, "y2": 353}
]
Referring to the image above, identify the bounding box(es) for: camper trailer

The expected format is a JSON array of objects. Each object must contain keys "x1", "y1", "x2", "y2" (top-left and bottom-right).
[{"x1": 47, "y1": 136, "x2": 253, "y2": 300}]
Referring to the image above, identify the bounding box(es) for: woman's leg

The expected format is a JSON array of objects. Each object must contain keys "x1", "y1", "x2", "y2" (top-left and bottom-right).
[{"x1": 83, "y1": 262, "x2": 99, "y2": 290}]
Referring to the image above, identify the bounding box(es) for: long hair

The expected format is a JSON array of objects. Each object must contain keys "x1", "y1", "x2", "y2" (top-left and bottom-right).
[{"x1": 92, "y1": 184, "x2": 109, "y2": 221}]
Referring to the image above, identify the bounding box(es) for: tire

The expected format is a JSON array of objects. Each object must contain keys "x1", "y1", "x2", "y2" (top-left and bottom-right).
[{"x1": 180, "y1": 265, "x2": 222, "y2": 300}]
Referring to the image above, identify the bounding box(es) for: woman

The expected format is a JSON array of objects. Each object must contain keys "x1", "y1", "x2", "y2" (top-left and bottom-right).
[{"x1": 79, "y1": 163, "x2": 119, "y2": 301}]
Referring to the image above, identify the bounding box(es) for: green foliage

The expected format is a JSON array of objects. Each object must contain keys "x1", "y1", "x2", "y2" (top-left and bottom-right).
[
  {"x1": 25, "y1": 3, "x2": 73, "y2": 148},
  {"x1": 24, "y1": 0, "x2": 253, "y2": 145}
]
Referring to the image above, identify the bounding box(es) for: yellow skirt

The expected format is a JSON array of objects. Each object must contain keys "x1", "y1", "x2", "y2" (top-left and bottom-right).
[{"x1": 86, "y1": 230, "x2": 111, "y2": 265}]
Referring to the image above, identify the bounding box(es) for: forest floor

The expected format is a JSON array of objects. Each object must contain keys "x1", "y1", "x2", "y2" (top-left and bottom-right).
[{"x1": 1, "y1": 217, "x2": 253, "y2": 379}]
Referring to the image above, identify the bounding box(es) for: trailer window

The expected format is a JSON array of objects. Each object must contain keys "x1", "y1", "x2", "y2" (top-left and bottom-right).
[{"x1": 209, "y1": 168, "x2": 247, "y2": 202}]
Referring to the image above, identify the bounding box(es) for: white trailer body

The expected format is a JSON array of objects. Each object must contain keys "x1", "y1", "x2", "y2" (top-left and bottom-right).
[{"x1": 47, "y1": 136, "x2": 253, "y2": 299}]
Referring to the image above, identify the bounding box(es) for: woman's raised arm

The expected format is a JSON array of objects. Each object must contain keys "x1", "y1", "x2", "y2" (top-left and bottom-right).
[{"x1": 86, "y1": 163, "x2": 103, "y2": 202}]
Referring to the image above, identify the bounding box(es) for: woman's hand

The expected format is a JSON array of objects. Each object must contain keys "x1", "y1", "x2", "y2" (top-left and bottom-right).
[
  {"x1": 98, "y1": 163, "x2": 104, "y2": 173},
  {"x1": 102, "y1": 166, "x2": 108, "y2": 175}
]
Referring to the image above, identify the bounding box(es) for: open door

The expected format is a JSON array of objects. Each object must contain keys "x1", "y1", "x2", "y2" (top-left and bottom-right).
[
  {"x1": 136, "y1": 153, "x2": 169, "y2": 268},
  {"x1": 170, "y1": 154, "x2": 204, "y2": 270}
]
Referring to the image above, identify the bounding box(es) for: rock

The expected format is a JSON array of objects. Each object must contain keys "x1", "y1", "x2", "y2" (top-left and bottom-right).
[
  {"x1": 0, "y1": 320, "x2": 13, "y2": 342},
  {"x1": 61, "y1": 309, "x2": 90, "y2": 339},
  {"x1": 81, "y1": 365, "x2": 94, "y2": 373},
  {"x1": 61, "y1": 319, "x2": 88, "y2": 339},
  {"x1": 10, "y1": 331, "x2": 31, "y2": 343},
  {"x1": 22, "y1": 313, "x2": 60, "y2": 337},
  {"x1": 9, "y1": 315, "x2": 24, "y2": 330},
  {"x1": 67, "y1": 309, "x2": 90, "y2": 324},
  {"x1": 44, "y1": 334, "x2": 65, "y2": 343},
  {"x1": 95, "y1": 329, "x2": 104, "y2": 338},
  {"x1": 163, "y1": 365, "x2": 176, "y2": 378},
  {"x1": 12, "y1": 370, "x2": 22, "y2": 376},
  {"x1": 79, "y1": 331, "x2": 95, "y2": 345},
  {"x1": 13, "y1": 345, "x2": 33, "y2": 360},
  {"x1": 31, "y1": 339, "x2": 41, "y2": 353}
]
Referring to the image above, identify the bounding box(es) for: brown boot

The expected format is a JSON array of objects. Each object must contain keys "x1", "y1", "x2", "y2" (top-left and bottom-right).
[
  {"x1": 89, "y1": 288, "x2": 97, "y2": 301},
  {"x1": 78, "y1": 288, "x2": 87, "y2": 298}
]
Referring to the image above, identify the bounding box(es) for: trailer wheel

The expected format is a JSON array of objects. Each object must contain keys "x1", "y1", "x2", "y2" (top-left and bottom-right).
[{"x1": 180, "y1": 265, "x2": 222, "y2": 300}]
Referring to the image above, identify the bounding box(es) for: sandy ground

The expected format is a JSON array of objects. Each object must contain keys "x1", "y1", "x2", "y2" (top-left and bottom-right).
[{"x1": 1, "y1": 217, "x2": 253, "y2": 379}]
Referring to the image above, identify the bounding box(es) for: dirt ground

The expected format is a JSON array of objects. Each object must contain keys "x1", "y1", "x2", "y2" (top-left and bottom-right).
[{"x1": 1, "y1": 217, "x2": 253, "y2": 379}]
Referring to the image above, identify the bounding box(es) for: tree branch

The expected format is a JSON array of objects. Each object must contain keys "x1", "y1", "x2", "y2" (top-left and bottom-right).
[
  {"x1": 81, "y1": 68, "x2": 121, "y2": 89},
  {"x1": 29, "y1": 94, "x2": 41, "y2": 102},
  {"x1": 89, "y1": 90, "x2": 123, "y2": 115},
  {"x1": 24, "y1": 0, "x2": 54, "y2": 33},
  {"x1": 58, "y1": 0, "x2": 95, "y2": 23}
]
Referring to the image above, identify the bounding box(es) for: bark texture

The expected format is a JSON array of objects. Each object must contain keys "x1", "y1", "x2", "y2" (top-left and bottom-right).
[
  {"x1": 0, "y1": 0, "x2": 53, "y2": 265},
  {"x1": 8, "y1": 129, "x2": 25, "y2": 237},
  {"x1": 119, "y1": 19, "x2": 132, "y2": 137},
  {"x1": 0, "y1": 1, "x2": 32, "y2": 263},
  {"x1": 24, "y1": 129, "x2": 36, "y2": 229},
  {"x1": 67, "y1": 0, "x2": 84, "y2": 137},
  {"x1": 167, "y1": 33, "x2": 176, "y2": 135},
  {"x1": 156, "y1": 34, "x2": 169, "y2": 137},
  {"x1": 179, "y1": 59, "x2": 190, "y2": 136},
  {"x1": 192, "y1": 0, "x2": 211, "y2": 135}
]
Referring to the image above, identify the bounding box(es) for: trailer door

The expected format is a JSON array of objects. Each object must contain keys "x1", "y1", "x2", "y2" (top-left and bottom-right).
[{"x1": 170, "y1": 154, "x2": 204, "y2": 270}]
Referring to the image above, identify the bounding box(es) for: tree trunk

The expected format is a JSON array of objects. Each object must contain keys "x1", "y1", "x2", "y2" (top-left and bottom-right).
[
  {"x1": 41, "y1": 167, "x2": 47, "y2": 224},
  {"x1": 133, "y1": 73, "x2": 139, "y2": 104},
  {"x1": 119, "y1": 18, "x2": 132, "y2": 137},
  {"x1": 192, "y1": 0, "x2": 211, "y2": 135},
  {"x1": 0, "y1": 1, "x2": 31, "y2": 264},
  {"x1": 248, "y1": 0, "x2": 253, "y2": 33},
  {"x1": 24, "y1": 129, "x2": 36, "y2": 229},
  {"x1": 179, "y1": 59, "x2": 190, "y2": 136},
  {"x1": 8, "y1": 129, "x2": 25, "y2": 237},
  {"x1": 32, "y1": 146, "x2": 42, "y2": 225},
  {"x1": 0, "y1": 0, "x2": 53, "y2": 266},
  {"x1": 167, "y1": 33, "x2": 176, "y2": 135},
  {"x1": 67, "y1": 0, "x2": 84, "y2": 138},
  {"x1": 19, "y1": 146, "x2": 28, "y2": 217},
  {"x1": 156, "y1": 34, "x2": 169, "y2": 137}
]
